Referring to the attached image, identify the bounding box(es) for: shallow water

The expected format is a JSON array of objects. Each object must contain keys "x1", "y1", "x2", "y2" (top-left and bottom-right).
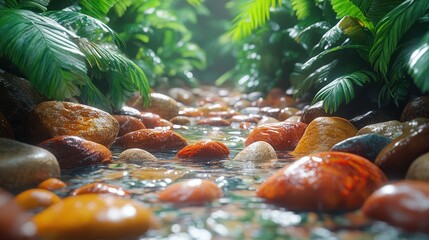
[{"x1": 60, "y1": 125, "x2": 428, "y2": 239}]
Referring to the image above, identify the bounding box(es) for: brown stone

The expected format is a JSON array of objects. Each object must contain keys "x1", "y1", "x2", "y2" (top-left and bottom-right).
[
  {"x1": 401, "y1": 96, "x2": 429, "y2": 122},
  {"x1": 176, "y1": 141, "x2": 230, "y2": 160},
  {"x1": 28, "y1": 101, "x2": 119, "y2": 147},
  {"x1": 170, "y1": 116, "x2": 191, "y2": 125},
  {"x1": 118, "y1": 148, "x2": 158, "y2": 164},
  {"x1": 277, "y1": 107, "x2": 300, "y2": 121},
  {"x1": 128, "y1": 92, "x2": 179, "y2": 120},
  {"x1": 113, "y1": 115, "x2": 146, "y2": 137},
  {"x1": 114, "y1": 129, "x2": 187, "y2": 152},
  {"x1": 158, "y1": 179, "x2": 222, "y2": 204},
  {"x1": 196, "y1": 117, "x2": 231, "y2": 126}
]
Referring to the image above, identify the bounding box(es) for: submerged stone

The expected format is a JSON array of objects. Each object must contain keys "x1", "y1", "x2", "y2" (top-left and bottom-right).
[
  {"x1": 113, "y1": 115, "x2": 146, "y2": 137},
  {"x1": 158, "y1": 179, "x2": 222, "y2": 204},
  {"x1": 233, "y1": 141, "x2": 277, "y2": 162},
  {"x1": 118, "y1": 148, "x2": 157, "y2": 164},
  {"x1": 197, "y1": 117, "x2": 231, "y2": 126},
  {"x1": 176, "y1": 141, "x2": 230, "y2": 160},
  {"x1": 114, "y1": 129, "x2": 187, "y2": 152}
]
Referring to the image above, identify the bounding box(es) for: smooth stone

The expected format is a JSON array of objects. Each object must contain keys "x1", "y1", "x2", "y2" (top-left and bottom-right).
[
  {"x1": 71, "y1": 183, "x2": 130, "y2": 197},
  {"x1": 178, "y1": 107, "x2": 204, "y2": 117},
  {"x1": 114, "y1": 129, "x2": 188, "y2": 152},
  {"x1": 331, "y1": 134, "x2": 391, "y2": 162},
  {"x1": 168, "y1": 87, "x2": 195, "y2": 106},
  {"x1": 0, "y1": 111, "x2": 14, "y2": 139},
  {"x1": 233, "y1": 141, "x2": 277, "y2": 162},
  {"x1": 401, "y1": 96, "x2": 429, "y2": 122},
  {"x1": 33, "y1": 194, "x2": 152, "y2": 240},
  {"x1": 356, "y1": 120, "x2": 403, "y2": 140},
  {"x1": 113, "y1": 115, "x2": 146, "y2": 137},
  {"x1": 0, "y1": 138, "x2": 60, "y2": 190},
  {"x1": 406, "y1": 152, "x2": 429, "y2": 181},
  {"x1": 27, "y1": 101, "x2": 119, "y2": 147},
  {"x1": 292, "y1": 117, "x2": 357, "y2": 156},
  {"x1": 176, "y1": 141, "x2": 230, "y2": 160},
  {"x1": 285, "y1": 116, "x2": 301, "y2": 122},
  {"x1": 362, "y1": 180, "x2": 429, "y2": 234},
  {"x1": 230, "y1": 115, "x2": 260, "y2": 123},
  {"x1": 277, "y1": 107, "x2": 299, "y2": 121},
  {"x1": 158, "y1": 179, "x2": 222, "y2": 204},
  {"x1": 247, "y1": 92, "x2": 264, "y2": 102},
  {"x1": 15, "y1": 188, "x2": 61, "y2": 211},
  {"x1": 207, "y1": 109, "x2": 237, "y2": 119},
  {"x1": 257, "y1": 152, "x2": 387, "y2": 211},
  {"x1": 233, "y1": 99, "x2": 251, "y2": 109},
  {"x1": 349, "y1": 108, "x2": 399, "y2": 130},
  {"x1": 196, "y1": 117, "x2": 231, "y2": 126},
  {"x1": 38, "y1": 136, "x2": 112, "y2": 170},
  {"x1": 128, "y1": 92, "x2": 179, "y2": 120},
  {"x1": 299, "y1": 101, "x2": 331, "y2": 124},
  {"x1": 375, "y1": 123, "x2": 429, "y2": 179},
  {"x1": 37, "y1": 178, "x2": 66, "y2": 191},
  {"x1": 245, "y1": 121, "x2": 307, "y2": 151},
  {"x1": 260, "y1": 107, "x2": 280, "y2": 119},
  {"x1": 256, "y1": 117, "x2": 279, "y2": 126},
  {"x1": 118, "y1": 148, "x2": 158, "y2": 164},
  {"x1": 137, "y1": 112, "x2": 163, "y2": 128},
  {"x1": 240, "y1": 107, "x2": 260, "y2": 115},
  {"x1": 169, "y1": 116, "x2": 191, "y2": 125}
]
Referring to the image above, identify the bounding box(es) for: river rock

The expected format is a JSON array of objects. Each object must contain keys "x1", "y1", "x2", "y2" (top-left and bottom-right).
[
  {"x1": 260, "y1": 107, "x2": 280, "y2": 119},
  {"x1": 71, "y1": 183, "x2": 130, "y2": 197},
  {"x1": 168, "y1": 87, "x2": 195, "y2": 105},
  {"x1": 401, "y1": 96, "x2": 429, "y2": 122},
  {"x1": 245, "y1": 121, "x2": 307, "y2": 151},
  {"x1": 118, "y1": 148, "x2": 158, "y2": 164},
  {"x1": 0, "y1": 70, "x2": 46, "y2": 141},
  {"x1": 113, "y1": 115, "x2": 146, "y2": 137},
  {"x1": 178, "y1": 107, "x2": 204, "y2": 117},
  {"x1": 375, "y1": 123, "x2": 429, "y2": 179},
  {"x1": 256, "y1": 117, "x2": 279, "y2": 126},
  {"x1": 349, "y1": 108, "x2": 399, "y2": 130},
  {"x1": 292, "y1": 117, "x2": 357, "y2": 156},
  {"x1": 257, "y1": 152, "x2": 387, "y2": 211},
  {"x1": 233, "y1": 141, "x2": 277, "y2": 162},
  {"x1": 197, "y1": 117, "x2": 231, "y2": 126},
  {"x1": 299, "y1": 101, "x2": 331, "y2": 124},
  {"x1": 15, "y1": 188, "x2": 61, "y2": 211},
  {"x1": 114, "y1": 129, "x2": 188, "y2": 152},
  {"x1": 361, "y1": 180, "x2": 429, "y2": 234},
  {"x1": 170, "y1": 116, "x2": 191, "y2": 125},
  {"x1": 207, "y1": 109, "x2": 237, "y2": 119},
  {"x1": 37, "y1": 178, "x2": 66, "y2": 191},
  {"x1": 277, "y1": 107, "x2": 300, "y2": 121},
  {"x1": 230, "y1": 115, "x2": 260, "y2": 123},
  {"x1": 38, "y1": 136, "x2": 112, "y2": 170},
  {"x1": 176, "y1": 141, "x2": 230, "y2": 160},
  {"x1": 33, "y1": 194, "x2": 152, "y2": 240},
  {"x1": 0, "y1": 138, "x2": 60, "y2": 190},
  {"x1": 356, "y1": 120, "x2": 403, "y2": 140},
  {"x1": 146, "y1": 93, "x2": 180, "y2": 120},
  {"x1": 27, "y1": 101, "x2": 119, "y2": 147},
  {"x1": 0, "y1": 112, "x2": 14, "y2": 139},
  {"x1": 406, "y1": 152, "x2": 429, "y2": 181},
  {"x1": 158, "y1": 179, "x2": 222, "y2": 204},
  {"x1": 331, "y1": 134, "x2": 391, "y2": 162}
]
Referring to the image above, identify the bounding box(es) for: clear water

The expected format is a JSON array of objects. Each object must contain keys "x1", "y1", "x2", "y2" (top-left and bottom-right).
[{"x1": 59, "y1": 124, "x2": 428, "y2": 240}]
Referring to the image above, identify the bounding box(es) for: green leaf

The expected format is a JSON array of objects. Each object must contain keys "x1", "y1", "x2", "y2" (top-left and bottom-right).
[
  {"x1": 1, "y1": 0, "x2": 49, "y2": 12},
  {"x1": 0, "y1": 9, "x2": 92, "y2": 100},
  {"x1": 409, "y1": 39, "x2": 429, "y2": 93},
  {"x1": 353, "y1": 0, "x2": 405, "y2": 24},
  {"x1": 369, "y1": 0, "x2": 429, "y2": 78},
  {"x1": 331, "y1": 0, "x2": 375, "y2": 34},
  {"x1": 313, "y1": 71, "x2": 375, "y2": 113},
  {"x1": 291, "y1": 0, "x2": 315, "y2": 20},
  {"x1": 79, "y1": 0, "x2": 118, "y2": 20},
  {"x1": 295, "y1": 60, "x2": 338, "y2": 97}
]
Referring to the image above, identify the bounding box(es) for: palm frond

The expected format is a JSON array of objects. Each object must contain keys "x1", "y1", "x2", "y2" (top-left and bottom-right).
[
  {"x1": 360, "y1": 0, "x2": 405, "y2": 24},
  {"x1": 294, "y1": 60, "x2": 338, "y2": 97},
  {"x1": 228, "y1": 0, "x2": 282, "y2": 41},
  {"x1": 0, "y1": 9, "x2": 92, "y2": 100},
  {"x1": 313, "y1": 70, "x2": 375, "y2": 113},
  {"x1": 1, "y1": 0, "x2": 49, "y2": 12},
  {"x1": 79, "y1": 0, "x2": 118, "y2": 20},
  {"x1": 369, "y1": 0, "x2": 429, "y2": 78},
  {"x1": 291, "y1": 0, "x2": 314, "y2": 20},
  {"x1": 42, "y1": 10, "x2": 123, "y2": 46},
  {"x1": 331, "y1": 0, "x2": 375, "y2": 34},
  {"x1": 338, "y1": 16, "x2": 373, "y2": 47},
  {"x1": 77, "y1": 39, "x2": 150, "y2": 108},
  {"x1": 295, "y1": 21, "x2": 332, "y2": 50},
  {"x1": 408, "y1": 37, "x2": 429, "y2": 93}
]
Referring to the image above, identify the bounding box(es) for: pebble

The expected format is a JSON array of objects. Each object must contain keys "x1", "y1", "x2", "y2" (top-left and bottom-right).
[
  {"x1": 406, "y1": 152, "x2": 429, "y2": 181},
  {"x1": 158, "y1": 179, "x2": 222, "y2": 204},
  {"x1": 113, "y1": 115, "x2": 146, "y2": 137},
  {"x1": 71, "y1": 183, "x2": 130, "y2": 197},
  {"x1": 15, "y1": 188, "x2": 61, "y2": 211},
  {"x1": 196, "y1": 117, "x2": 231, "y2": 126},
  {"x1": 356, "y1": 120, "x2": 403, "y2": 140},
  {"x1": 176, "y1": 141, "x2": 230, "y2": 160},
  {"x1": 37, "y1": 178, "x2": 66, "y2": 191},
  {"x1": 233, "y1": 141, "x2": 277, "y2": 162},
  {"x1": 401, "y1": 96, "x2": 429, "y2": 121},
  {"x1": 118, "y1": 148, "x2": 158, "y2": 164},
  {"x1": 277, "y1": 107, "x2": 300, "y2": 121},
  {"x1": 256, "y1": 116, "x2": 279, "y2": 126},
  {"x1": 169, "y1": 116, "x2": 191, "y2": 125}
]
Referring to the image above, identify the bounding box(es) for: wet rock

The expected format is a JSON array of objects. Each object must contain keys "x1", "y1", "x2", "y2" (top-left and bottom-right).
[
  {"x1": 356, "y1": 120, "x2": 403, "y2": 140},
  {"x1": 158, "y1": 119, "x2": 173, "y2": 128},
  {"x1": 256, "y1": 116, "x2": 279, "y2": 126},
  {"x1": 168, "y1": 87, "x2": 195, "y2": 105},
  {"x1": 299, "y1": 101, "x2": 331, "y2": 124},
  {"x1": 37, "y1": 178, "x2": 66, "y2": 191},
  {"x1": 147, "y1": 93, "x2": 180, "y2": 120},
  {"x1": 401, "y1": 96, "x2": 429, "y2": 122},
  {"x1": 158, "y1": 179, "x2": 222, "y2": 204},
  {"x1": 245, "y1": 122, "x2": 307, "y2": 151},
  {"x1": 33, "y1": 194, "x2": 152, "y2": 240},
  {"x1": 375, "y1": 123, "x2": 429, "y2": 179},
  {"x1": 277, "y1": 107, "x2": 300, "y2": 121},
  {"x1": 178, "y1": 107, "x2": 204, "y2": 117},
  {"x1": 292, "y1": 117, "x2": 357, "y2": 156},
  {"x1": 38, "y1": 136, "x2": 112, "y2": 170},
  {"x1": 240, "y1": 107, "x2": 260, "y2": 115},
  {"x1": 331, "y1": 134, "x2": 391, "y2": 162},
  {"x1": 239, "y1": 122, "x2": 253, "y2": 129},
  {"x1": 0, "y1": 189, "x2": 35, "y2": 240},
  {"x1": 0, "y1": 138, "x2": 60, "y2": 190},
  {"x1": 199, "y1": 103, "x2": 229, "y2": 115},
  {"x1": 113, "y1": 115, "x2": 146, "y2": 137},
  {"x1": 0, "y1": 111, "x2": 14, "y2": 139},
  {"x1": 71, "y1": 183, "x2": 130, "y2": 197},
  {"x1": 349, "y1": 108, "x2": 399, "y2": 130},
  {"x1": 406, "y1": 152, "x2": 429, "y2": 181},
  {"x1": 402, "y1": 118, "x2": 429, "y2": 135},
  {"x1": 15, "y1": 189, "x2": 61, "y2": 211},
  {"x1": 176, "y1": 141, "x2": 230, "y2": 160},
  {"x1": 247, "y1": 92, "x2": 264, "y2": 101},
  {"x1": 207, "y1": 110, "x2": 237, "y2": 119},
  {"x1": 233, "y1": 141, "x2": 277, "y2": 162},
  {"x1": 257, "y1": 152, "x2": 387, "y2": 211},
  {"x1": 0, "y1": 70, "x2": 46, "y2": 141},
  {"x1": 118, "y1": 148, "x2": 158, "y2": 164},
  {"x1": 131, "y1": 168, "x2": 186, "y2": 181},
  {"x1": 230, "y1": 115, "x2": 260, "y2": 123},
  {"x1": 260, "y1": 107, "x2": 281, "y2": 119},
  {"x1": 138, "y1": 112, "x2": 163, "y2": 128},
  {"x1": 233, "y1": 99, "x2": 251, "y2": 109},
  {"x1": 285, "y1": 116, "x2": 301, "y2": 122},
  {"x1": 28, "y1": 101, "x2": 119, "y2": 147},
  {"x1": 197, "y1": 117, "x2": 231, "y2": 126},
  {"x1": 361, "y1": 180, "x2": 429, "y2": 234},
  {"x1": 114, "y1": 129, "x2": 187, "y2": 152},
  {"x1": 169, "y1": 116, "x2": 191, "y2": 125}
]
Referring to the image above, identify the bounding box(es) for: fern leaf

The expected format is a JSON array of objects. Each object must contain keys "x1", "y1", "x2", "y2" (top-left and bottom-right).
[
  {"x1": 313, "y1": 70, "x2": 375, "y2": 113},
  {"x1": 79, "y1": 0, "x2": 118, "y2": 20},
  {"x1": 369, "y1": 0, "x2": 429, "y2": 78},
  {"x1": 0, "y1": 9, "x2": 92, "y2": 100},
  {"x1": 228, "y1": 0, "x2": 282, "y2": 41},
  {"x1": 331, "y1": 0, "x2": 375, "y2": 33}
]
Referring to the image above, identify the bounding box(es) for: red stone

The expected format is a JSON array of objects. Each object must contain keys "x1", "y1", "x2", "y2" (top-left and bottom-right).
[
  {"x1": 197, "y1": 117, "x2": 231, "y2": 126},
  {"x1": 158, "y1": 179, "x2": 222, "y2": 204},
  {"x1": 113, "y1": 115, "x2": 146, "y2": 137},
  {"x1": 245, "y1": 121, "x2": 307, "y2": 151},
  {"x1": 176, "y1": 141, "x2": 230, "y2": 160},
  {"x1": 257, "y1": 151, "x2": 387, "y2": 211},
  {"x1": 114, "y1": 129, "x2": 188, "y2": 152},
  {"x1": 38, "y1": 135, "x2": 112, "y2": 169},
  {"x1": 362, "y1": 180, "x2": 429, "y2": 234},
  {"x1": 137, "y1": 112, "x2": 163, "y2": 129},
  {"x1": 71, "y1": 183, "x2": 130, "y2": 197}
]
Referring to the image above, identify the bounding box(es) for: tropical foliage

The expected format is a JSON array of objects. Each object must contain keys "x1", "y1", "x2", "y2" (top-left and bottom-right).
[{"x1": 227, "y1": 0, "x2": 429, "y2": 113}]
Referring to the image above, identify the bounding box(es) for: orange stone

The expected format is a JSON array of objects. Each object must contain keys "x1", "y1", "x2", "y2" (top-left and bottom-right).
[
  {"x1": 137, "y1": 112, "x2": 163, "y2": 128},
  {"x1": 158, "y1": 179, "x2": 222, "y2": 204},
  {"x1": 33, "y1": 194, "x2": 152, "y2": 240},
  {"x1": 245, "y1": 121, "x2": 307, "y2": 151},
  {"x1": 37, "y1": 178, "x2": 67, "y2": 191},
  {"x1": 257, "y1": 152, "x2": 387, "y2": 211},
  {"x1": 71, "y1": 183, "x2": 130, "y2": 197},
  {"x1": 38, "y1": 135, "x2": 112, "y2": 169},
  {"x1": 230, "y1": 115, "x2": 260, "y2": 123},
  {"x1": 196, "y1": 117, "x2": 231, "y2": 126},
  {"x1": 292, "y1": 117, "x2": 358, "y2": 156},
  {"x1": 178, "y1": 107, "x2": 204, "y2": 117},
  {"x1": 176, "y1": 141, "x2": 230, "y2": 160},
  {"x1": 113, "y1": 115, "x2": 146, "y2": 137},
  {"x1": 15, "y1": 188, "x2": 61, "y2": 211},
  {"x1": 114, "y1": 129, "x2": 188, "y2": 152}
]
